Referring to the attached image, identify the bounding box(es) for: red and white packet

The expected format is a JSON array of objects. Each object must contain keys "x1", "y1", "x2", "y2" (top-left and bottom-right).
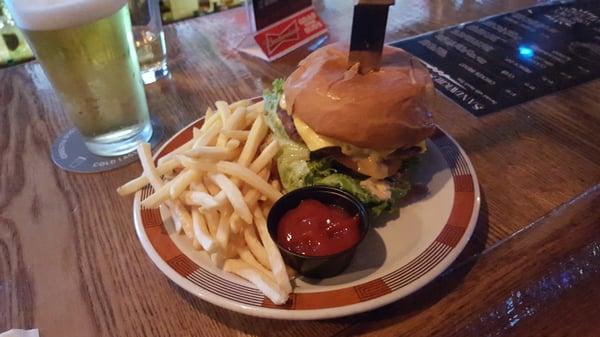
[{"x1": 238, "y1": 5, "x2": 328, "y2": 61}]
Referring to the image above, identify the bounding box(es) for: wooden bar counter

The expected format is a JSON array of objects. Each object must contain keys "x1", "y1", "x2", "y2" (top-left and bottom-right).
[{"x1": 1, "y1": 0, "x2": 598, "y2": 336}]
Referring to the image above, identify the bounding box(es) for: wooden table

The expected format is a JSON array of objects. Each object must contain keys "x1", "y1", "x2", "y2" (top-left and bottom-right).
[{"x1": 1, "y1": 1, "x2": 599, "y2": 336}]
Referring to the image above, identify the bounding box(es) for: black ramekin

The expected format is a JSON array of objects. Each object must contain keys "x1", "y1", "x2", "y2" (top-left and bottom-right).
[{"x1": 267, "y1": 186, "x2": 370, "y2": 278}]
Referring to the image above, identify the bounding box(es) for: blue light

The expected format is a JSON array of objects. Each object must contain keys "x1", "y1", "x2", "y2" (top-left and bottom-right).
[{"x1": 518, "y1": 46, "x2": 534, "y2": 58}]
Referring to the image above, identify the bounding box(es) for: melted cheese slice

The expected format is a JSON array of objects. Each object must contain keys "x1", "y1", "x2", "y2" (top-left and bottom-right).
[
  {"x1": 293, "y1": 117, "x2": 340, "y2": 152},
  {"x1": 294, "y1": 117, "x2": 428, "y2": 178},
  {"x1": 293, "y1": 117, "x2": 427, "y2": 155}
]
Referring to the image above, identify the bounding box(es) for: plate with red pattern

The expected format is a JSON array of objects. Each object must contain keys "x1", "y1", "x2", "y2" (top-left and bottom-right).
[{"x1": 133, "y1": 114, "x2": 480, "y2": 319}]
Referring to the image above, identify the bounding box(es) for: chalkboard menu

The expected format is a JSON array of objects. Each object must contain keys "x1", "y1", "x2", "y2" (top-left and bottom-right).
[{"x1": 391, "y1": 1, "x2": 600, "y2": 116}]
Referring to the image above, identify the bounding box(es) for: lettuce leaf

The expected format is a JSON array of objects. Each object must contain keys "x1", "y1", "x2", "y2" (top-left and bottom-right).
[
  {"x1": 306, "y1": 158, "x2": 410, "y2": 216},
  {"x1": 276, "y1": 142, "x2": 311, "y2": 191},
  {"x1": 262, "y1": 79, "x2": 288, "y2": 140},
  {"x1": 263, "y1": 79, "x2": 311, "y2": 191}
]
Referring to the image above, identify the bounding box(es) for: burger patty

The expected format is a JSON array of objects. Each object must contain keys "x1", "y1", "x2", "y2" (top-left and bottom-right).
[
  {"x1": 276, "y1": 107, "x2": 422, "y2": 162},
  {"x1": 315, "y1": 146, "x2": 421, "y2": 161},
  {"x1": 390, "y1": 146, "x2": 422, "y2": 159},
  {"x1": 277, "y1": 107, "x2": 303, "y2": 142},
  {"x1": 316, "y1": 146, "x2": 422, "y2": 178},
  {"x1": 277, "y1": 107, "x2": 421, "y2": 178}
]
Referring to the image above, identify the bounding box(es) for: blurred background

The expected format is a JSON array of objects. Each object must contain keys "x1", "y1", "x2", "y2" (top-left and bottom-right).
[{"x1": 0, "y1": 0, "x2": 245, "y2": 67}]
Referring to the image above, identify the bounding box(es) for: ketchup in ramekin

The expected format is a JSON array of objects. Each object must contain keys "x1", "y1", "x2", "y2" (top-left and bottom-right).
[
  {"x1": 267, "y1": 186, "x2": 369, "y2": 278},
  {"x1": 276, "y1": 199, "x2": 361, "y2": 257}
]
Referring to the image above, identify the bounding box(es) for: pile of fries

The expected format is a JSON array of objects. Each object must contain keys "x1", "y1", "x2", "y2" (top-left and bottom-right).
[{"x1": 118, "y1": 99, "x2": 292, "y2": 304}]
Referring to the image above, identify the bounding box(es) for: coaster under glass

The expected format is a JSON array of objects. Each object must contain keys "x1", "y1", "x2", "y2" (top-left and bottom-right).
[{"x1": 51, "y1": 117, "x2": 164, "y2": 173}]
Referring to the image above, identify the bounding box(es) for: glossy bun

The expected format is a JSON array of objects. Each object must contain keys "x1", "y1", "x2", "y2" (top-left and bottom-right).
[{"x1": 284, "y1": 44, "x2": 435, "y2": 150}]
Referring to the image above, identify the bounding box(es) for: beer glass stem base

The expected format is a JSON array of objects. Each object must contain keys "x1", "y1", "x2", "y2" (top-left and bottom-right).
[
  {"x1": 85, "y1": 120, "x2": 153, "y2": 156},
  {"x1": 141, "y1": 61, "x2": 169, "y2": 84}
]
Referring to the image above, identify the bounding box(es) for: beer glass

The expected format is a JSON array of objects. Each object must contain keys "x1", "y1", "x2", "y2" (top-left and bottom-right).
[
  {"x1": 6, "y1": 0, "x2": 152, "y2": 156},
  {"x1": 129, "y1": 0, "x2": 168, "y2": 84}
]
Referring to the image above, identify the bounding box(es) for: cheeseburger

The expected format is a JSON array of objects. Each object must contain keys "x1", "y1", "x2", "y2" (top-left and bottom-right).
[{"x1": 264, "y1": 44, "x2": 435, "y2": 215}]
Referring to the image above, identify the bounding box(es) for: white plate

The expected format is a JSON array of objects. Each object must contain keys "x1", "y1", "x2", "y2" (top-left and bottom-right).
[{"x1": 133, "y1": 117, "x2": 480, "y2": 320}]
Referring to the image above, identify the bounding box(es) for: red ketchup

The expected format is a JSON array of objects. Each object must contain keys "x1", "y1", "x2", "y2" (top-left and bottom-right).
[{"x1": 276, "y1": 199, "x2": 361, "y2": 256}]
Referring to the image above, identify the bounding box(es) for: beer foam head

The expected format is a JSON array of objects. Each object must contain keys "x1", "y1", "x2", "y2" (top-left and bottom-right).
[{"x1": 6, "y1": 0, "x2": 128, "y2": 31}]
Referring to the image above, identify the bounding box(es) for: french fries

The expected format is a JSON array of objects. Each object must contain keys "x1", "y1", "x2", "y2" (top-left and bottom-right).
[
  {"x1": 221, "y1": 130, "x2": 249, "y2": 141},
  {"x1": 209, "y1": 173, "x2": 253, "y2": 224},
  {"x1": 118, "y1": 99, "x2": 292, "y2": 304},
  {"x1": 253, "y1": 208, "x2": 292, "y2": 294},
  {"x1": 182, "y1": 191, "x2": 219, "y2": 209},
  {"x1": 216, "y1": 161, "x2": 282, "y2": 202},
  {"x1": 223, "y1": 259, "x2": 287, "y2": 305},
  {"x1": 192, "y1": 209, "x2": 216, "y2": 252},
  {"x1": 116, "y1": 158, "x2": 179, "y2": 196}
]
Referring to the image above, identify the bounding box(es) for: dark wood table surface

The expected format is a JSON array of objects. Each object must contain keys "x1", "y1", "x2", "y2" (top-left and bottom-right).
[{"x1": 1, "y1": 1, "x2": 599, "y2": 336}]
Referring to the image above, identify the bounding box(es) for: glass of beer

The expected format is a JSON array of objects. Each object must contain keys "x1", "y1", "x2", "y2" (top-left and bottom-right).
[
  {"x1": 129, "y1": 0, "x2": 168, "y2": 84},
  {"x1": 6, "y1": 0, "x2": 152, "y2": 156}
]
